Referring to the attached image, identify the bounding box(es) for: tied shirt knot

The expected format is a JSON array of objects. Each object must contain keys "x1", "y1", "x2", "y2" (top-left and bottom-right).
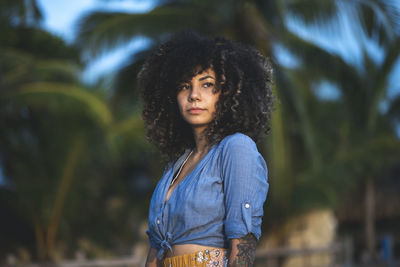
[{"x1": 157, "y1": 232, "x2": 172, "y2": 260}]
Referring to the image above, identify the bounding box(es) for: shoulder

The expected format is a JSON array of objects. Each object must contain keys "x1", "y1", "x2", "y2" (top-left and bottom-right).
[
  {"x1": 218, "y1": 133, "x2": 258, "y2": 154},
  {"x1": 217, "y1": 133, "x2": 264, "y2": 169},
  {"x1": 217, "y1": 133, "x2": 267, "y2": 173}
]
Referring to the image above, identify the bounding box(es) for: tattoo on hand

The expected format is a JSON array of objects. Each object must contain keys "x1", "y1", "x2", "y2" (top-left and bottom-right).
[{"x1": 230, "y1": 233, "x2": 257, "y2": 266}]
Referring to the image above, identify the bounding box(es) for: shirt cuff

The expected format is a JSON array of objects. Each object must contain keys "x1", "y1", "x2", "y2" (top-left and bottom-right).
[{"x1": 224, "y1": 202, "x2": 262, "y2": 240}]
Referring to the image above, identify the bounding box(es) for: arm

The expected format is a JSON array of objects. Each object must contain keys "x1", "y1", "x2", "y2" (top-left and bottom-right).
[
  {"x1": 145, "y1": 247, "x2": 162, "y2": 267},
  {"x1": 228, "y1": 234, "x2": 257, "y2": 267},
  {"x1": 221, "y1": 134, "x2": 268, "y2": 267}
]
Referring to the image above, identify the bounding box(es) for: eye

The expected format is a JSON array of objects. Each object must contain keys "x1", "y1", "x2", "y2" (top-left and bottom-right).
[
  {"x1": 178, "y1": 84, "x2": 190, "y2": 91},
  {"x1": 203, "y1": 82, "x2": 214, "y2": 88}
]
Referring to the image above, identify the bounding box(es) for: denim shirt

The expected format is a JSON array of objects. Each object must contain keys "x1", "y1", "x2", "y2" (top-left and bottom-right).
[{"x1": 146, "y1": 133, "x2": 269, "y2": 260}]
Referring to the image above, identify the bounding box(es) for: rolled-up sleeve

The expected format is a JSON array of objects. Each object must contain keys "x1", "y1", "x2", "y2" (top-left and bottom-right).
[{"x1": 221, "y1": 134, "x2": 269, "y2": 240}]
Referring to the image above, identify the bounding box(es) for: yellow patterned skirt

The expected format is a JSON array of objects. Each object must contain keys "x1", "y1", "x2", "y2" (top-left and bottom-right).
[{"x1": 163, "y1": 248, "x2": 228, "y2": 267}]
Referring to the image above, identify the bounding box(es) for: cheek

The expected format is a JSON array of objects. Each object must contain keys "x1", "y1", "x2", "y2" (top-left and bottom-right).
[
  {"x1": 211, "y1": 94, "x2": 221, "y2": 111},
  {"x1": 176, "y1": 95, "x2": 186, "y2": 113}
]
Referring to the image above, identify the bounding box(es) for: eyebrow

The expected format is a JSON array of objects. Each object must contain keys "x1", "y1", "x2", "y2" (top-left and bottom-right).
[{"x1": 199, "y1": 75, "x2": 215, "y2": 81}]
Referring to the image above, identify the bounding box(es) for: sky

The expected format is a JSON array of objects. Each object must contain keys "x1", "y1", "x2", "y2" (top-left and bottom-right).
[
  {"x1": 39, "y1": 0, "x2": 156, "y2": 83},
  {"x1": 39, "y1": 0, "x2": 155, "y2": 40}
]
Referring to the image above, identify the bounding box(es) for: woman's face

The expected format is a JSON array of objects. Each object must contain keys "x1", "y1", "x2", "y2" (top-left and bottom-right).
[{"x1": 177, "y1": 68, "x2": 220, "y2": 132}]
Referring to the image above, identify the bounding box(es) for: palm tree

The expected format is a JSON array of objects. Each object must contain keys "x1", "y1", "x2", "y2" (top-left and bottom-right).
[
  {"x1": 0, "y1": 0, "x2": 42, "y2": 26},
  {"x1": 0, "y1": 4, "x2": 149, "y2": 260},
  {"x1": 278, "y1": 1, "x2": 400, "y2": 259},
  {"x1": 74, "y1": 0, "x2": 400, "y2": 261}
]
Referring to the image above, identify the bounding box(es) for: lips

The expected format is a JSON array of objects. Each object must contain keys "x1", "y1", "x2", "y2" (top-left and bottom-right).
[{"x1": 188, "y1": 108, "x2": 205, "y2": 114}]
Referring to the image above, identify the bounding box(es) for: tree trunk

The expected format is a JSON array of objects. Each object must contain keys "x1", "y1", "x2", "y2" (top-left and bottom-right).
[
  {"x1": 46, "y1": 135, "x2": 85, "y2": 260},
  {"x1": 365, "y1": 177, "x2": 376, "y2": 261}
]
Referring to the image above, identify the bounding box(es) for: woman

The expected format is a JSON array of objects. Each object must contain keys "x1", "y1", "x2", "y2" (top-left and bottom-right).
[{"x1": 139, "y1": 30, "x2": 274, "y2": 267}]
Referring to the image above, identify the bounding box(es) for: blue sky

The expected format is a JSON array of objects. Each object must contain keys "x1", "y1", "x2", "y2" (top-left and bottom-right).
[
  {"x1": 39, "y1": 0, "x2": 155, "y2": 40},
  {"x1": 39, "y1": 0, "x2": 155, "y2": 83}
]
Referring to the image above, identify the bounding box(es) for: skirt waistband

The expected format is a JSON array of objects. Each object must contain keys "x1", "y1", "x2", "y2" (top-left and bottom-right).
[{"x1": 163, "y1": 248, "x2": 228, "y2": 267}]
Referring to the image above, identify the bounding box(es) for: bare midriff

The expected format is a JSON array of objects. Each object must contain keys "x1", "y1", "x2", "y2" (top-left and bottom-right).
[{"x1": 165, "y1": 244, "x2": 225, "y2": 258}]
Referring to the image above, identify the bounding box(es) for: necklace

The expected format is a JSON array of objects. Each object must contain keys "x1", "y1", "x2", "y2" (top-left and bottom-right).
[{"x1": 170, "y1": 150, "x2": 193, "y2": 187}]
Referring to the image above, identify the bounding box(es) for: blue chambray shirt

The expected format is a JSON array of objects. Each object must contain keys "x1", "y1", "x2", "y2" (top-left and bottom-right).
[{"x1": 146, "y1": 133, "x2": 269, "y2": 260}]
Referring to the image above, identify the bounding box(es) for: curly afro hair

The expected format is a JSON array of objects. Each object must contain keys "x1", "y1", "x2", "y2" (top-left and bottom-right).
[{"x1": 138, "y1": 30, "x2": 274, "y2": 162}]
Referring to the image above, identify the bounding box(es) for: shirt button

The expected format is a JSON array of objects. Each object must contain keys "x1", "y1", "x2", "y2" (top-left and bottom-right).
[
  {"x1": 245, "y1": 203, "x2": 250, "y2": 209},
  {"x1": 156, "y1": 219, "x2": 160, "y2": 224}
]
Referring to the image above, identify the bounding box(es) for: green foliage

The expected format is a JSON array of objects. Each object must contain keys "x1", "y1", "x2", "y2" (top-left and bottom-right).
[
  {"x1": 254, "y1": 1, "x2": 400, "y2": 230},
  {"x1": 285, "y1": 0, "x2": 338, "y2": 24},
  {"x1": 0, "y1": 0, "x2": 42, "y2": 26},
  {"x1": 10, "y1": 84, "x2": 112, "y2": 126},
  {"x1": 1, "y1": 0, "x2": 400, "y2": 262},
  {"x1": 0, "y1": 25, "x2": 82, "y2": 94},
  {"x1": 0, "y1": 25, "x2": 80, "y2": 62},
  {"x1": 75, "y1": 7, "x2": 200, "y2": 58},
  {"x1": 0, "y1": 3, "x2": 153, "y2": 261}
]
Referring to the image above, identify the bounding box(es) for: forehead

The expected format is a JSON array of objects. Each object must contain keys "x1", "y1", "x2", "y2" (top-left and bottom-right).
[
  {"x1": 182, "y1": 67, "x2": 215, "y2": 83},
  {"x1": 193, "y1": 68, "x2": 215, "y2": 78}
]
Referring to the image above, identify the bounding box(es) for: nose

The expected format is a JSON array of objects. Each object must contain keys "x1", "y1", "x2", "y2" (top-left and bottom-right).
[{"x1": 188, "y1": 84, "x2": 201, "y2": 102}]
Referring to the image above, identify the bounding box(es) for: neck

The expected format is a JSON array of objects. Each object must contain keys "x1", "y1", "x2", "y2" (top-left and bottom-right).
[{"x1": 192, "y1": 127, "x2": 210, "y2": 155}]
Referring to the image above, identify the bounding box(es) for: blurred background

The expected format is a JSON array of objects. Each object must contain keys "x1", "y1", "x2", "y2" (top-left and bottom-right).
[{"x1": 1, "y1": 0, "x2": 399, "y2": 266}]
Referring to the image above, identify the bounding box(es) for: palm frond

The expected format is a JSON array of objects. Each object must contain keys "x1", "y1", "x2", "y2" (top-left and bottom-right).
[
  {"x1": 285, "y1": 0, "x2": 338, "y2": 25},
  {"x1": 356, "y1": 0, "x2": 400, "y2": 45},
  {"x1": 111, "y1": 48, "x2": 152, "y2": 107},
  {"x1": 31, "y1": 60, "x2": 81, "y2": 83},
  {"x1": 0, "y1": 48, "x2": 81, "y2": 90},
  {"x1": 285, "y1": 0, "x2": 400, "y2": 47},
  {"x1": 279, "y1": 29, "x2": 358, "y2": 83},
  {"x1": 292, "y1": 133, "x2": 400, "y2": 213},
  {"x1": 367, "y1": 38, "x2": 400, "y2": 129},
  {"x1": 387, "y1": 95, "x2": 400, "y2": 123},
  {"x1": 0, "y1": 0, "x2": 42, "y2": 25},
  {"x1": 75, "y1": 6, "x2": 201, "y2": 58},
  {"x1": 8, "y1": 83, "x2": 112, "y2": 127}
]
